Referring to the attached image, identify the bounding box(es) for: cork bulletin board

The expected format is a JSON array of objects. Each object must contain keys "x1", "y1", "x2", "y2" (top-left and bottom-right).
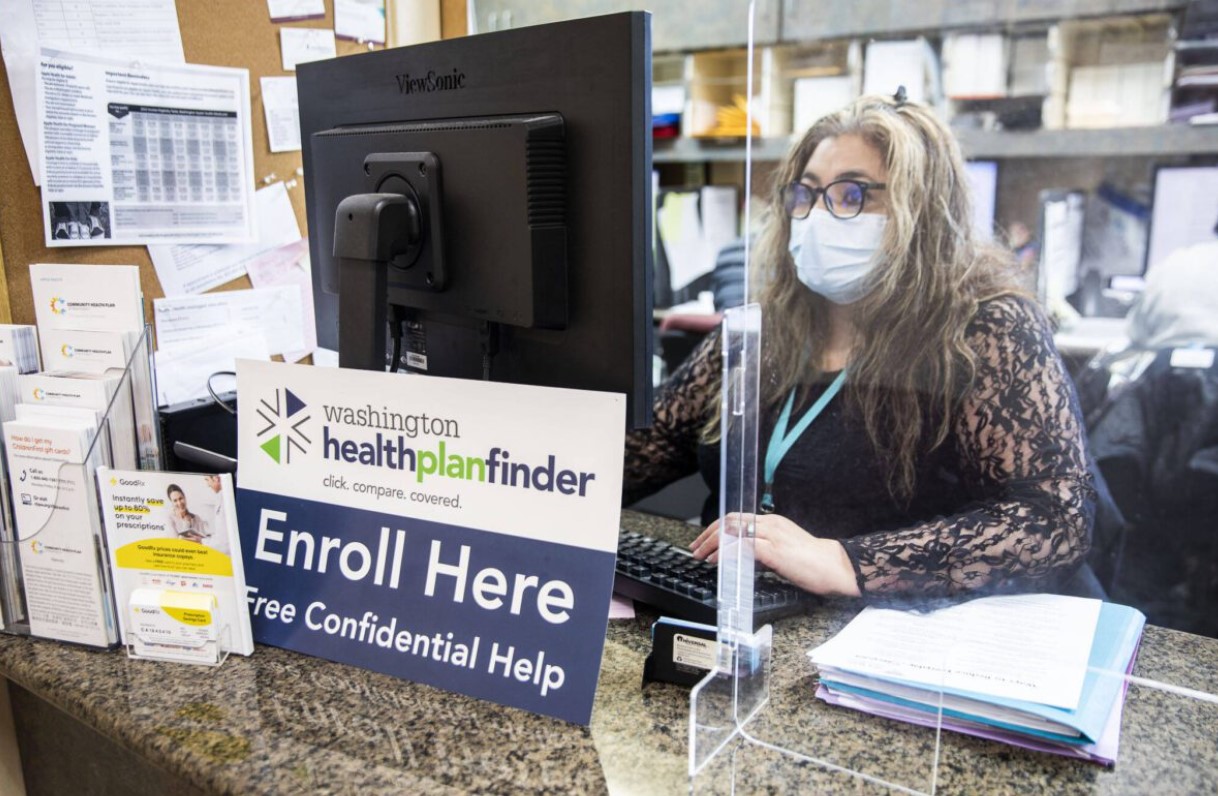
[{"x1": 0, "y1": 0, "x2": 467, "y2": 327}]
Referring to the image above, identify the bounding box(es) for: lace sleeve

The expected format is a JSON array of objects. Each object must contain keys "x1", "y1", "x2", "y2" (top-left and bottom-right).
[
  {"x1": 622, "y1": 331, "x2": 720, "y2": 505},
  {"x1": 840, "y1": 297, "x2": 1095, "y2": 597}
]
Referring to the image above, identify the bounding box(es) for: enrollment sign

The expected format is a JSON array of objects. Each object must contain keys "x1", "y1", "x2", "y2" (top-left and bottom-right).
[{"x1": 235, "y1": 361, "x2": 624, "y2": 724}]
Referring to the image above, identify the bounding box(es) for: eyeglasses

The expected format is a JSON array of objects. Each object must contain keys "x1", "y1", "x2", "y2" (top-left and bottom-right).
[{"x1": 781, "y1": 179, "x2": 886, "y2": 220}]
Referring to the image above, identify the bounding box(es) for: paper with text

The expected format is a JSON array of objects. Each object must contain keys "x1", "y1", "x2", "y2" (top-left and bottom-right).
[
  {"x1": 148, "y1": 182, "x2": 301, "y2": 296},
  {"x1": 245, "y1": 239, "x2": 317, "y2": 361},
  {"x1": 260, "y1": 76, "x2": 302, "y2": 153},
  {"x1": 0, "y1": 0, "x2": 184, "y2": 185},
  {"x1": 36, "y1": 48, "x2": 256, "y2": 247},
  {"x1": 154, "y1": 285, "x2": 305, "y2": 358},
  {"x1": 809, "y1": 594, "x2": 1102, "y2": 710},
  {"x1": 154, "y1": 331, "x2": 270, "y2": 406},
  {"x1": 280, "y1": 27, "x2": 337, "y2": 71}
]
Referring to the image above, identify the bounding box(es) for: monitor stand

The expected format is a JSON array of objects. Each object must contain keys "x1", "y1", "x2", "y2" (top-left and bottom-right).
[{"x1": 333, "y1": 192, "x2": 420, "y2": 370}]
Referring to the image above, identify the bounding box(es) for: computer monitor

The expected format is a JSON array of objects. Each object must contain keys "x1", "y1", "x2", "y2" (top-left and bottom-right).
[
  {"x1": 1145, "y1": 164, "x2": 1218, "y2": 274},
  {"x1": 297, "y1": 13, "x2": 654, "y2": 429}
]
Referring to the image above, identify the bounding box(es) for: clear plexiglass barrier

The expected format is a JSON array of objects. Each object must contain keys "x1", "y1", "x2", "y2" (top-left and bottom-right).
[{"x1": 687, "y1": 1, "x2": 1218, "y2": 792}]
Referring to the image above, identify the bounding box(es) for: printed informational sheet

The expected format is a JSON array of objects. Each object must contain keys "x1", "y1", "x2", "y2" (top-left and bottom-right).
[
  {"x1": 280, "y1": 27, "x2": 337, "y2": 71},
  {"x1": 154, "y1": 332, "x2": 270, "y2": 406},
  {"x1": 154, "y1": 285, "x2": 306, "y2": 358},
  {"x1": 148, "y1": 182, "x2": 302, "y2": 296},
  {"x1": 0, "y1": 0, "x2": 185, "y2": 185},
  {"x1": 267, "y1": 0, "x2": 325, "y2": 21},
  {"x1": 259, "y1": 76, "x2": 302, "y2": 153},
  {"x1": 36, "y1": 47, "x2": 257, "y2": 247},
  {"x1": 335, "y1": 0, "x2": 386, "y2": 43},
  {"x1": 245, "y1": 239, "x2": 317, "y2": 362},
  {"x1": 235, "y1": 361, "x2": 625, "y2": 724}
]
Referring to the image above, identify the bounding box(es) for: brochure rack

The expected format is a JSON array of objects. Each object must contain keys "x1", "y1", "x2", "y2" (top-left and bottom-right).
[
  {"x1": 687, "y1": 4, "x2": 1218, "y2": 793},
  {"x1": 0, "y1": 325, "x2": 160, "y2": 639}
]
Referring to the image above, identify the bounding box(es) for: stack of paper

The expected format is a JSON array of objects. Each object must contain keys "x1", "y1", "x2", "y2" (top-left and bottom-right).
[
  {"x1": 0, "y1": 325, "x2": 41, "y2": 373},
  {"x1": 3, "y1": 411, "x2": 117, "y2": 647},
  {"x1": 27, "y1": 263, "x2": 145, "y2": 467},
  {"x1": 808, "y1": 594, "x2": 1145, "y2": 765},
  {"x1": 38, "y1": 328, "x2": 140, "y2": 375},
  {"x1": 18, "y1": 373, "x2": 137, "y2": 470},
  {"x1": 30, "y1": 264, "x2": 145, "y2": 356}
]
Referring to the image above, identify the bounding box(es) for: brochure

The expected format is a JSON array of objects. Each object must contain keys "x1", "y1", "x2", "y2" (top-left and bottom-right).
[
  {"x1": 30, "y1": 263, "x2": 145, "y2": 341},
  {"x1": 3, "y1": 412, "x2": 116, "y2": 647},
  {"x1": 38, "y1": 328, "x2": 139, "y2": 375},
  {"x1": 19, "y1": 372, "x2": 137, "y2": 470},
  {"x1": 97, "y1": 468, "x2": 254, "y2": 656}
]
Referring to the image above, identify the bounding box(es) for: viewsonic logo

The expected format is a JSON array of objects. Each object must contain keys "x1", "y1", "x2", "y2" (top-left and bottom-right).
[{"x1": 256, "y1": 387, "x2": 311, "y2": 464}]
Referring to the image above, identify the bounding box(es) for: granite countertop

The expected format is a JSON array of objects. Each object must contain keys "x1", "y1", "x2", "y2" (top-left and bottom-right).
[{"x1": 1, "y1": 511, "x2": 1216, "y2": 795}]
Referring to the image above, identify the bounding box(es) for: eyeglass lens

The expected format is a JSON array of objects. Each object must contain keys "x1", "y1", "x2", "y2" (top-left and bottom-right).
[{"x1": 784, "y1": 180, "x2": 870, "y2": 220}]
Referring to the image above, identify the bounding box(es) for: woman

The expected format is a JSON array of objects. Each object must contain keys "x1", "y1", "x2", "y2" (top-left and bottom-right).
[
  {"x1": 167, "y1": 483, "x2": 211, "y2": 544},
  {"x1": 624, "y1": 93, "x2": 1095, "y2": 599}
]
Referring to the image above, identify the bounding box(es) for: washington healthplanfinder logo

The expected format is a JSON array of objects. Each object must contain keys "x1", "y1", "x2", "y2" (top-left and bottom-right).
[{"x1": 256, "y1": 387, "x2": 312, "y2": 464}]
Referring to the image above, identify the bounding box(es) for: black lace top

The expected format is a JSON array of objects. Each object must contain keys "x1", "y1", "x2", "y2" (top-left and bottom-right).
[{"x1": 623, "y1": 296, "x2": 1095, "y2": 598}]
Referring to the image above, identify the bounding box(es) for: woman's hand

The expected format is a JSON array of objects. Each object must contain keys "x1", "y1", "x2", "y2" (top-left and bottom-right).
[{"x1": 689, "y1": 513, "x2": 861, "y2": 597}]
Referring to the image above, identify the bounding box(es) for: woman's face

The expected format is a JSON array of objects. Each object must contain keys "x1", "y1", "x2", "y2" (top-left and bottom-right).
[
  {"x1": 798, "y1": 133, "x2": 889, "y2": 218},
  {"x1": 171, "y1": 490, "x2": 187, "y2": 515}
]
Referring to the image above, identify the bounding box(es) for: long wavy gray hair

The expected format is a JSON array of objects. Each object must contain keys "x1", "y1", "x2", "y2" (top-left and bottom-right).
[{"x1": 707, "y1": 94, "x2": 1025, "y2": 500}]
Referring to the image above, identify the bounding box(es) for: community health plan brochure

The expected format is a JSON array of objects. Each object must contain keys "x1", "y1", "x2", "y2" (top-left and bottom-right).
[{"x1": 97, "y1": 468, "x2": 254, "y2": 656}]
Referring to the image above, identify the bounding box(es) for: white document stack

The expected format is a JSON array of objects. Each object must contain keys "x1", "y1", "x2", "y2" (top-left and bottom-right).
[
  {"x1": 3, "y1": 411, "x2": 117, "y2": 647},
  {"x1": 26, "y1": 263, "x2": 145, "y2": 470},
  {"x1": 30, "y1": 264, "x2": 145, "y2": 350},
  {"x1": 19, "y1": 373, "x2": 137, "y2": 470},
  {"x1": 38, "y1": 328, "x2": 140, "y2": 375},
  {"x1": 0, "y1": 325, "x2": 41, "y2": 374}
]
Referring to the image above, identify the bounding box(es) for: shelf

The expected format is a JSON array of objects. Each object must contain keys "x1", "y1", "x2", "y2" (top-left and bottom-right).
[
  {"x1": 652, "y1": 125, "x2": 1218, "y2": 163},
  {"x1": 781, "y1": 0, "x2": 1186, "y2": 43},
  {"x1": 652, "y1": 136, "x2": 791, "y2": 163},
  {"x1": 955, "y1": 125, "x2": 1218, "y2": 157}
]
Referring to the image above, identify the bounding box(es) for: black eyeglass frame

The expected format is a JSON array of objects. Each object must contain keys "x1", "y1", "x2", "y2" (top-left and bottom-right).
[{"x1": 781, "y1": 179, "x2": 887, "y2": 220}]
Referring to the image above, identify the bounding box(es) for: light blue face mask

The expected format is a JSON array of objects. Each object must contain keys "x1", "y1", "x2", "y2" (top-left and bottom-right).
[{"x1": 789, "y1": 209, "x2": 888, "y2": 305}]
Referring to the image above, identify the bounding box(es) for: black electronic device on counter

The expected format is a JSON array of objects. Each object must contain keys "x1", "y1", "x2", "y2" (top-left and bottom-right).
[
  {"x1": 157, "y1": 391, "x2": 238, "y2": 474},
  {"x1": 614, "y1": 530, "x2": 813, "y2": 626}
]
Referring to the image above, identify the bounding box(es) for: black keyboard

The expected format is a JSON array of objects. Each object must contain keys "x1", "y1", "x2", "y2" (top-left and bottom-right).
[{"x1": 614, "y1": 530, "x2": 812, "y2": 625}]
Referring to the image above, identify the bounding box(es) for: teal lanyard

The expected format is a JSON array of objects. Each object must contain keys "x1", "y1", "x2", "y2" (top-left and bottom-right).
[{"x1": 759, "y1": 369, "x2": 847, "y2": 514}]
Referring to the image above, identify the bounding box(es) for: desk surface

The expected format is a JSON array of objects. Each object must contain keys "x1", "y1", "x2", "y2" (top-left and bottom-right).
[{"x1": 1, "y1": 512, "x2": 1217, "y2": 795}]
